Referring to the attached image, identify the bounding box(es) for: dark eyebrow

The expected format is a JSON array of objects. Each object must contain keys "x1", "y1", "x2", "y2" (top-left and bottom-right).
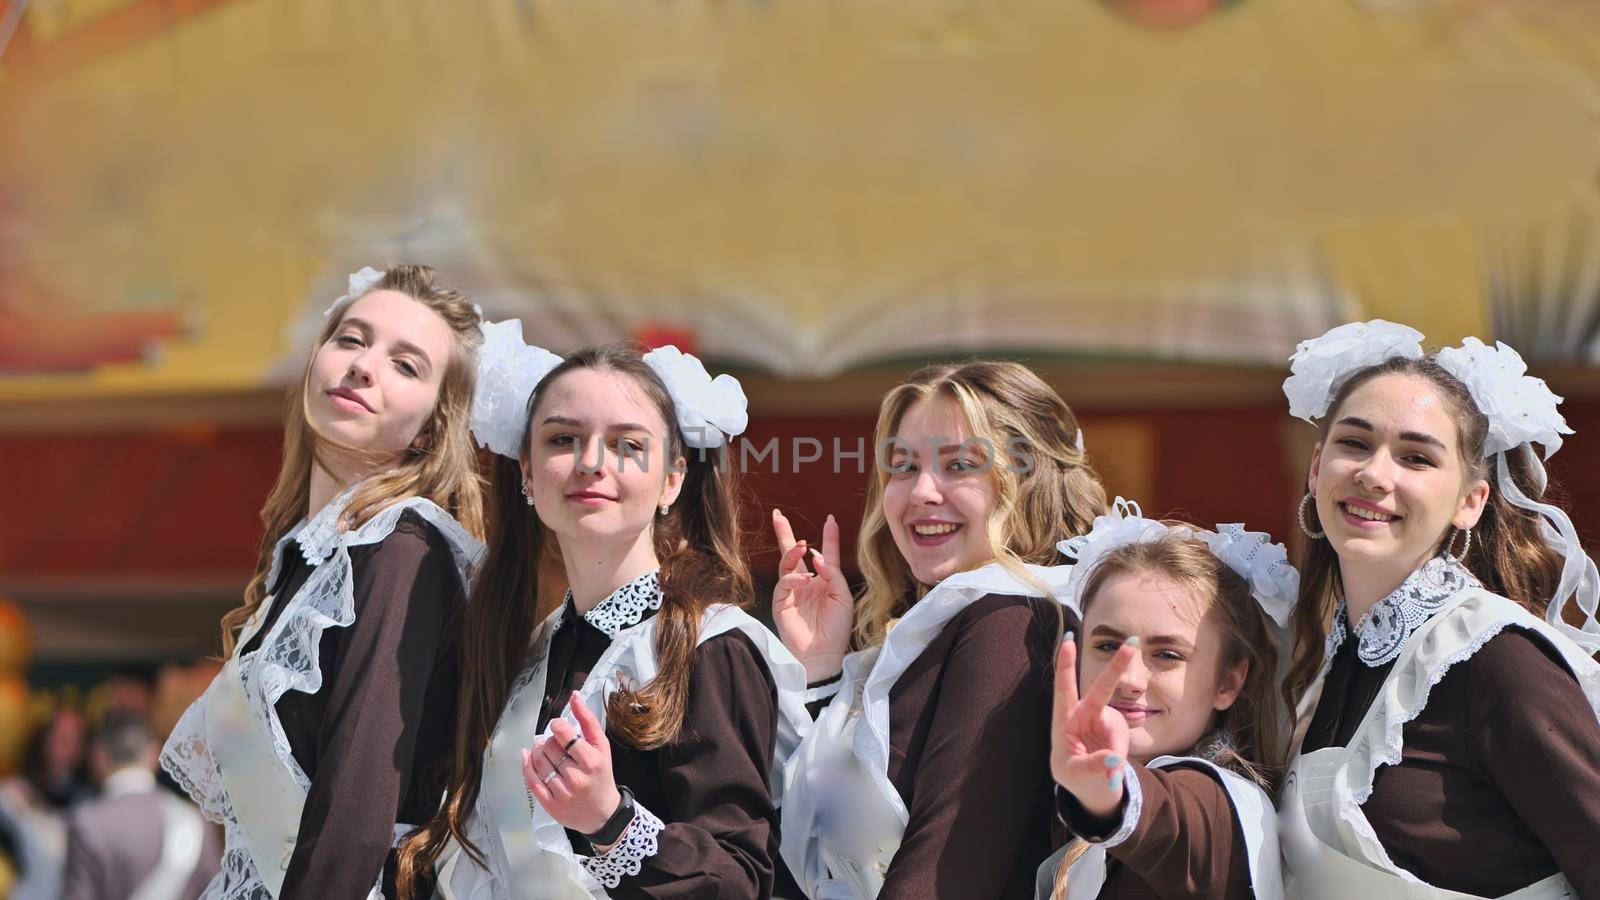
[
  {"x1": 1335, "y1": 416, "x2": 1446, "y2": 451},
  {"x1": 539, "y1": 415, "x2": 652, "y2": 433},
  {"x1": 1398, "y1": 430, "x2": 1447, "y2": 451},
  {"x1": 1334, "y1": 416, "x2": 1372, "y2": 431}
]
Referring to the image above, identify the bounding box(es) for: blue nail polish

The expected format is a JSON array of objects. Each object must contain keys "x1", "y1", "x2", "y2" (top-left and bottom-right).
[
  {"x1": 1104, "y1": 755, "x2": 1122, "y2": 768},
  {"x1": 1108, "y1": 772, "x2": 1123, "y2": 792},
  {"x1": 1062, "y1": 631, "x2": 1076, "y2": 645}
]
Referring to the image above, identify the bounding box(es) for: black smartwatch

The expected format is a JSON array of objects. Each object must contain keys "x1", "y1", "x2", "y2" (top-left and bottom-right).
[{"x1": 585, "y1": 784, "x2": 636, "y2": 847}]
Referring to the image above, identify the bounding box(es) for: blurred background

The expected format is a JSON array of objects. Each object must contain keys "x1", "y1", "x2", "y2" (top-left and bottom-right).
[{"x1": 4, "y1": 0, "x2": 1600, "y2": 889}]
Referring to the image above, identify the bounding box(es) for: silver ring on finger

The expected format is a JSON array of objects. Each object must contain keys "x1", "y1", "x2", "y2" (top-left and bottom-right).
[{"x1": 542, "y1": 764, "x2": 563, "y2": 785}]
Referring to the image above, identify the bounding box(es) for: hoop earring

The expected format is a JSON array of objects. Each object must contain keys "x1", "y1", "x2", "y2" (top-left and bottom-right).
[
  {"x1": 521, "y1": 482, "x2": 534, "y2": 507},
  {"x1": 1445, "y1": 526, "x2": 1472, "y2": 564},
  {"x1": 1298, "y1": 494, "x2": 1325, "y2": 540}
]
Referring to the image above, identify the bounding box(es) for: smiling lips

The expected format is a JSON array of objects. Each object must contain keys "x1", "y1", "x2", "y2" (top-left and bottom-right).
[
  {"x1": 1339, "y1": 497, "x2": 1399, "y2": 528},
  {"x1": 1110, "y1": 701, "x2": 1157, "y2": 724},
  {"x1": 326, "y1": 387, "x2": 373, "y2": 413},
  {"x1": 908, "y1": 520, "x2": 963, "y2": 546}
]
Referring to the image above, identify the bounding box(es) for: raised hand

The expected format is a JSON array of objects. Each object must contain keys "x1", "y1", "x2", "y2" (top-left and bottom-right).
[
  {"x1": 523, "y1": 692, "x2": 625, "y2": 840},
  {"x1": 1051, "y1": 634, "x2": 1138, "y2": 817},
  {"x1": 771, "y1": 508, "x2": 855, "y2": 682}
]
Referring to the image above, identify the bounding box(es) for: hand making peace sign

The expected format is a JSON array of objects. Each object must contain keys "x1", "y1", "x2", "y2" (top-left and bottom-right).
[{"x1": 1051, "y1": 634, "x2": 1141, "y2": 817}]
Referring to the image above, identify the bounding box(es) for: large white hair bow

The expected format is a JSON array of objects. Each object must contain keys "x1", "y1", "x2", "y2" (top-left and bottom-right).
[
  {"x1": 642, "y1": 345, "x2": 748, "y2": 450},
  {"x1": 471, "y1": 319, "x2": 563, "y2": 459},
  {"x1": 1435, "y1": 337, "x2": 1598, "y2": 652},
  {"x1": 1056, "y1": 498, "x2": 1299, "y2": 628},
  {"x1": 1434, "y1": 337, "x2": 1571, "y2": 459},
  {"x1": 322, "y1": 266, "x2": 387, "y2": 319},
  {"x1": 1282, "y1": 320, "x2": 1425, "y2": 423}
]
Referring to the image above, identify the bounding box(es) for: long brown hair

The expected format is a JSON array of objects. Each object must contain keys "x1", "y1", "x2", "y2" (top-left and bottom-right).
[
  {"x1": 1282, "y1": 355, "x2": 1567, "y2": 718},
  {"x1": 397, "y1": 344, "x2": 748, "y2": 895},
  {"x1": 1050, "y1": 530, "x2": 1283, "y2": 899},
  {"x1": 855, "y1": 361, "x2": 1108, "y2": 647},
  {"x1": 218, "y1": 264, "x2": 486, "y2": 658}
]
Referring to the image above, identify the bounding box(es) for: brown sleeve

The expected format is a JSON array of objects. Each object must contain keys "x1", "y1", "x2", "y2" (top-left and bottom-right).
[
  {"x1": 878, "y1": 598, "x2": 1056, "y2": 900},
  {"x1": 609, "y1": 631, "x2": 781, "y2": 900},
  {"x1": 1467, "y1": 628, "x2": 1600, "y2": 897},
  {"x1": 280, "y1": 514, "x2": 464, "y2": 900},
  {"x1": 1059, "y1": 764, "x2": 1254, "y2": 899}
]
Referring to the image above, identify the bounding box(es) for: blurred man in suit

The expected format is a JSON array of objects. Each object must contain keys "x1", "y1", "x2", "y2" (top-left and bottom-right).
[{"x1": 61, "y1": 712, "x2": 219, "y2": 900}]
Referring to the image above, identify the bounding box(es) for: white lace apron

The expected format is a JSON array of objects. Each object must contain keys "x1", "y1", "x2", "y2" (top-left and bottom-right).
[
  {"x1": 437, "y1": 602, "x2": 811, "y2": 900},
  {"x1": 1031, "y1": 756, "x2": 1283, "y2": 900},
  {"x1": 160, "y1": 492, "x2": 484, "y2": 900},
  {"x1": 1279, "y1": 589, "x2": 1600, "y2": 900},
  {"x1": 779, "y1": 562, "x2": 1077, "y2": 900}
]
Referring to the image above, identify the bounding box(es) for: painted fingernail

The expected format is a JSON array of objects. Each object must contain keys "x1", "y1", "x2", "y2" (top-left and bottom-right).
[
  {"x1": 1104, "y1": 755, "x2": 1122, "y2": 768},
  {"x1": 1108, "y1": 772, "x2": 1123, "y2": 792},
  {"x1": 1062, "y1": 631, "x2": 1075, "y2": 644},
  {"x1": 1123, "y1": 636, "x2": 1142, "y2": 649}
]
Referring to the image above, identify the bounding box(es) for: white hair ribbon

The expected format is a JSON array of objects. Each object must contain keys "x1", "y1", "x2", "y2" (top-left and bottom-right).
[
  {"x1": 1282, "y1": 320, "x2": 1425, "y2": 424},
  {"x1": 470, "y1": 319, "x2": 563, "y2": 460},
  {"x1": 1056, "y1": 498, "x2": 1299, "y2": 628},
  {"x1": 1435, "y1": 338, "x2": 1599, "y2": 652},
  {"x1": 641, "y1": 345, "x2": 749, "y2": 450},
  {"x1": 322, "y1": 266, "x2": 386, "y2": 319}
]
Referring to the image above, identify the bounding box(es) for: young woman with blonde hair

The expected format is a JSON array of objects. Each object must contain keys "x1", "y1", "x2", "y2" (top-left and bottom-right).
[
  {"x1": 161, "y1": 265, "x2": 490, "y2": 899},
  {"x1": 1043, "y1": 503, "x2": 1289, "y2": 899},
  {"x1": 776, "y1": 360, "x2": 1108, "y2": 899},
  {"x1": 399, "y1": 339, "x2": 810, "y2": 900},
  {"x1": 1277, "y1": 322, "x2": 1600, "y2": 898}
]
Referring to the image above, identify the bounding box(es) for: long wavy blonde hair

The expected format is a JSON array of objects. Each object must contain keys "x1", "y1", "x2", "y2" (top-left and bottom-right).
[
  {"x1": 217, "y1": 264, "x2": 486, "y2": 657},
  {"x1": 854, "y1": 361, "x2": 1108, "y2": 647}
]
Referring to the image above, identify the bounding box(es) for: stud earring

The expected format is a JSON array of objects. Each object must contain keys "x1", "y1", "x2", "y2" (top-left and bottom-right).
[{"x1": 659, "y1": 503, "x2": 670, "y2": 516}]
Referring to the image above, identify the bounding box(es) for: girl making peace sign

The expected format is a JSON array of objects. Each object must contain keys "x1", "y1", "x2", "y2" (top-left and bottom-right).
[{"x1": 1044, "y1": 503, "x2": 1291, "y2": 900}]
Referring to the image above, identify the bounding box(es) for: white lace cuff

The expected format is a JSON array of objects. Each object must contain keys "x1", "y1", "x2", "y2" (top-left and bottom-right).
[
  {"x1": 805, "y1": 678, "x2": 842, "y2": 704},
  {"x1": 580, "y1": 800, "x2": 665, "y2": 889},
  {"x1": 1100, "y1": 763, "x2": 1142, "y2": 849}
]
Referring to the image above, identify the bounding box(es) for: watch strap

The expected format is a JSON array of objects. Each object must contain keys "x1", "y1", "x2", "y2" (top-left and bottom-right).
[{"x1": 585, "y1": 784, "x2": 636, "y2": 846}]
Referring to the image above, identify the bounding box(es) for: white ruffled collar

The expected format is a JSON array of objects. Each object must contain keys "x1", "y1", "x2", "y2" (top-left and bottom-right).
[
  {"x1": 292, "y1": 485, "x2": 361, "y2": 566},
  {"x1": 564, "y1": 569, "x2": 664, "y2": 639},
  {"x1": 1327, "y1": 555, "x2": 1479, "y2": 668}
]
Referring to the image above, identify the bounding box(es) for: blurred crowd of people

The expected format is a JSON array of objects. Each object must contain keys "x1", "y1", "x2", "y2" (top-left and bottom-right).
[{"x1": 0, "y1": 665, "x2": 221, "y2": 900}]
